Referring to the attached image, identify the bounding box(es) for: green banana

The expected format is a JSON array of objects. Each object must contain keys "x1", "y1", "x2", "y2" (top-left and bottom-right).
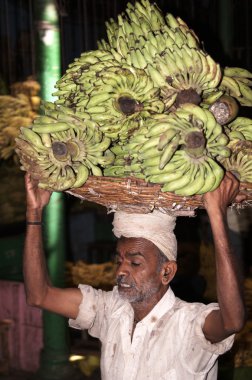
[
  {"x1": 103, "y1": 165, "x2": 126, "y2": 177},
  {"x1": 87, "y1": 92, "x2": 113, "y2": 108},
  {"x1": 146, "y1": 160, "x2": 187, "y2": 178},
  {"x1": 159, "y1": 134, "x2": 180, "y2": 169},
  {"x1": 210, "y1": 146, "x2": 231, "y2": 158},
  {"x1": 175, "y1": 164, "x2": 205, "y2": 196},
  {"x1": 228, "y1": 130, "x2": 246, "y2": 141},
  {"x1": 21, "y1": 128, "x2": 47, "y2": 150},
  {"x1": 141, "y1": 155, "x2": 161, "y2": 168},
  {"x1": 146, "y1": 122, "x2": 171, "y2": 137},
  {"x1": 41, "y1": 133, "x2": 52, "y2": 148},
  {"x1": 238, "y1": 81, "x2": 252, "y2": 105},
  {"x1": 220, "y1": 76, "x2": 241, "y2": 97},
  {"x1": 158, "y1": 129, "x2": 178, "y2": 150},
  {"x1": 72, "y1": 164, "x2": 89, "y2": 188},
  {"x1": 205, "y1": 156, "x2": 224, "y2": 191},
  {"x1": 147, "y1": 64, "x2": 167, "y2": 87},
  {"x1": 202, "y1": 90, "x2": 223, "y2": 105},
  {"x1": 139, "y1": 145, "x2": 160, "y2": 159},
  {"x1": 87, "y1": 136, "x2": 111, "y2": 153},
  {"x1": 161, "y1": 163, "x2": 194, "y2": 192},
  {"x1": 139, "y1": 136, "x2": 160, "y2": 153},
  {"x1": 85, "y1": 158, "x2": 103, "y2": 176},
  {"x1": 197, "y1": 159, "x2": 217, "y2": 194},
  {"x1": 207, "y1": 123, "x2": 223, "y2": 144},
  {"x1": 177, "y1": 103, "x2": 208, "y2": 124},
  {"x1": 32, "y1": 122, "x2": 70, "y2": 134},
  {"x1": 224, "y1": 67, "x2": 252, "y2": 78},
  {"x1": 33, "y1": 115, "x2": 56, "y2": 124}
]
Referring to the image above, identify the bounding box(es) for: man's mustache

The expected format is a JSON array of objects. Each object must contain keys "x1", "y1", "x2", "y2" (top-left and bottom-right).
[{"x1": 116, "y1": 275, "x2": 136, "y2": 288}]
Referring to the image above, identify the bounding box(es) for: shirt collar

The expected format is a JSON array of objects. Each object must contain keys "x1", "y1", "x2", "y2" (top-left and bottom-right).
[{"x1": 139, "y1": 287, "x2": 176, "y2": 329}]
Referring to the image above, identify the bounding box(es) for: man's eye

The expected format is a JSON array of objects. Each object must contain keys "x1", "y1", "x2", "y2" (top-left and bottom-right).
[{"x1": 131, "y1": 262, "x2": 140, "y2": 266}]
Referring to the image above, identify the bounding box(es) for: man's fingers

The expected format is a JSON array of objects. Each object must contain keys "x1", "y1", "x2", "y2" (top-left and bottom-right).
[
  {"x1": 223, "y1": 171, "x2": 240, "y2": 193},
  {"x1": 234, "y1": 192, "x2": 249, "y2": 204},
  {"x1": 225, "y1": 171, "x2": 235, "y2": 179},
  {"x1": 224, "y1": 171, "x2": 239, "y2": 188},
  {"x1": 25, "y1": 172, "x2": 39, "y2": 189},
  {"x1": 25, "y1": 172, "x2": 30, "y2": 184},
  {"x1": 25, "y1": 172, "x2": 34, "y2": 190}
]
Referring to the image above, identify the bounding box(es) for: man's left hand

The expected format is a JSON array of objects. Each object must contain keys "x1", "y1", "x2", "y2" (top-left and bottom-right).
[{"x1": 203, "y1": 171, "x2": 247, "y2": 214}]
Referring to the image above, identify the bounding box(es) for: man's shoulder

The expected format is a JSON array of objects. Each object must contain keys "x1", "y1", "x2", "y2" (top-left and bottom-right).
[{"x1": 172, "y1": 297, "x2": 219, "y2": 319}]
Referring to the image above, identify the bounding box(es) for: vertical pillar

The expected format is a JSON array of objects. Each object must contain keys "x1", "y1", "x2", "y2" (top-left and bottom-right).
[
  {"x1": 33, "y1": 2, "x2": 80, "y2": 379},
  {"x1": 218, "y1": 0, "x2": 234, "y2": 61}
]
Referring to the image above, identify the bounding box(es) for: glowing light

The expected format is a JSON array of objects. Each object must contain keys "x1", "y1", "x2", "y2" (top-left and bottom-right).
[{"x1": 69, "y1": 354, "x2": 86, "y2": 362}]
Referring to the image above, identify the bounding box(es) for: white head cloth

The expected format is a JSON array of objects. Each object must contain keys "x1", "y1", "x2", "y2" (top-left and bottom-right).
[{"x1": 112, "y1": 210, "x2": 177, "y2": 261}]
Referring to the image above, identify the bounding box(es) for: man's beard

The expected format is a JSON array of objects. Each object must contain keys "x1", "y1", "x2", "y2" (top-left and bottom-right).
[{"x1": 116, "y1": 276, "x2": 160, "y2": 304}]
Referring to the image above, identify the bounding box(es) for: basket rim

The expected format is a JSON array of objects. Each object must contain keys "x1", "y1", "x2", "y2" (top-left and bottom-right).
[{"x1": 66, "y1": 176, "x2": 252, "y2": 215}]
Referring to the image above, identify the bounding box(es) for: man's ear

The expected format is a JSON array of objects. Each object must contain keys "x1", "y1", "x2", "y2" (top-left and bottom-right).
[{"x1": 161, "y1": 261, "x2": 177, "y2": 285}]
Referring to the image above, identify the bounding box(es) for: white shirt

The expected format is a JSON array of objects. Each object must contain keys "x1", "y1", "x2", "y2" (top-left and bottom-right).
[{"x1": 69, "y1": 286, "x2": 234, "y2": 380}]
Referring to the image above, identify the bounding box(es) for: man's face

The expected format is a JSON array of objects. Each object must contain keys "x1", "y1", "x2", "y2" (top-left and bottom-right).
[{"x1": 115, "y1": 237, "x2": 164, "y2": 304}]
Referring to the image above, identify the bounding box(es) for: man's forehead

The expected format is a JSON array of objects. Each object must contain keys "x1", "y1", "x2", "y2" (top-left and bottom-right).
[
  {"x1": 116, "y1": 237, "x2": 158, "y2": 257},
  {"x1": 116, "y1": 250, "x2": 146, "y2": 259}
]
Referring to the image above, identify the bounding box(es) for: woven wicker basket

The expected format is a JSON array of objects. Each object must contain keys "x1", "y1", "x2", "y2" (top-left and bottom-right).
[{"x1": 67, "y1": 176, "x2": 252, "y2": 216}]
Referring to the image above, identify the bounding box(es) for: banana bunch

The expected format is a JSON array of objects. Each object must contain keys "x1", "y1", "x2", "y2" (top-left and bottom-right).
[
  {"x1": 99, "y1": 0, "x2": 199, "y2": 60},
  {"x1": 97, "y1": 0, "x2": 221, "y2": 112},
  {"x1": 150, "y1": 46, "x2": 222, "y2": 111},
  {"x1": 0, "y1": 79, "x2": 42, "y2": 161},
  {"x1": 14, "y1": 0, "x2": 252, "y2": 197},
  {"x1": 0, "y1": 116, "x2": 32, "y2": 160},
  {"x1": 0, "y1": 163, "x2": 27, "y2": 225},
  {"x1": 54, "y1": 51, "x2": 164, "y2": 142},
  {"x1": 66, "y1": 260, "x2": 115, "y2": 288},
  {"x1": 220, "y1": 118, "x2": 252, "y2": 184},
  {"x1": 219, "y1": 67, "x2": 252, "y2": 107},
  {"x1": 137, "y1": 105, "x2": 227, "y2": 194},
  {"x1": 53, "y1": 50, "x2": 115, "y2": 108},
  {"x1": 147, "y1": 149, "x2": 224, "y2": 196},
  {"x1": 104, "y1": 104, "x2": 228, "y2": 195},
  {"x1": 10, "y1": 77, "x2": 41, "y2": 114},
  {"x1": 104, "y1": 125, "x2": 149, "y2": 178},
  {"x1": 220, "y1": 140, "x2": 252, "y2": 184},
  {"x1": 0, "y1": 95, "x2": 34, "y2": 160},
  {"x1": 225, "y1": 117, "x2": 252, "y2": 142},
  {"x1": 174, "y1": 104, "x2": 230, "y2": 159},
  {"x1": 15, "y1": 102, "x2": 114, "y2": 191},
  {"x1": 83, "y1": 66, "x2": 163, "y2": 141},
  {"x1": 139, "y1": 104, "x2": 229, "y2": 170},
  {"x1": 103, "y1": 158, "x2": 144, "y2": 179},
  {"x1": 0, "y1": 95, "x2": 32, "y2": 122},
  {"x1": 136, "y1": 114, "x2": 181, "y2": 170}
]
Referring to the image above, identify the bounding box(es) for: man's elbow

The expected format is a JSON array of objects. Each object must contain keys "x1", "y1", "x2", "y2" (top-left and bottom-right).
[
  {"x1": 26, "y1": 294, "x2": 43, "y2": 308},
  {"x1": 224, "y1": 311, "x2": 247, "y2": 335},
  {"x1": 25, "y1": 289, "x2": 49, "y2": 308}
]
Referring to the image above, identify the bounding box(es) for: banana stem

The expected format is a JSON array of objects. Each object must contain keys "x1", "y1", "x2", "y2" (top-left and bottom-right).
[{"x1": 184, "y1": 130, "x2": 206, "y2": 158}]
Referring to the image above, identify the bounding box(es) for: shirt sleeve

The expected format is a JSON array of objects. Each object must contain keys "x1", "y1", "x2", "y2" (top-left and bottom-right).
[
  {"x1": 180, "y1": 303, "x2": 235, "y2": 375},
  {"x1": 68, "y1": 284, "x2": 115, "y2": 340}
]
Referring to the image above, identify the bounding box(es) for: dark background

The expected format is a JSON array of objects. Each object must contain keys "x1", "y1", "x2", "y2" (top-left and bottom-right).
[{"x1": 0, "y1": 0, "x2": 252, "y2": 88}]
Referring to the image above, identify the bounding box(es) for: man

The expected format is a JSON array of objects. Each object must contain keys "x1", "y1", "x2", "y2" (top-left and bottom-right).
[{"x1": 24, "y1": 172, "x2": 246, "y2": 380}]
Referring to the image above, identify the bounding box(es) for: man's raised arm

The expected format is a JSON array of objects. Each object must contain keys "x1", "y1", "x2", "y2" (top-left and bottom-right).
[
  {"x1": 23, "y1": 173, "x2": 82, "y2": 319},
  {"x1": 202, "y1": 172, "x2": 247, "y2": 343}
]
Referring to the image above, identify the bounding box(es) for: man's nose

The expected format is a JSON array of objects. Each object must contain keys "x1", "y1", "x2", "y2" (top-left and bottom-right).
[{"x1": 116, "y1": 261, "x2": 130, "y2": 276}]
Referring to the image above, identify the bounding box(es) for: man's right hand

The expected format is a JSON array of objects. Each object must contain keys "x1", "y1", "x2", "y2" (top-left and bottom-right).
[{"x1": 25, "y1": 173, "x2": 51, "y2": 218}]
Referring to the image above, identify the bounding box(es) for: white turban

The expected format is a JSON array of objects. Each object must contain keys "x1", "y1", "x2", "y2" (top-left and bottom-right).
[{"x1": 112, "y1": 210, "x2": 177, "y2": 261}]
